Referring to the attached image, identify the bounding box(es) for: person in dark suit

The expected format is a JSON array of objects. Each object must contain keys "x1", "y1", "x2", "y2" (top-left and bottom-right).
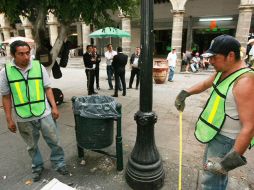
[
  {"x1": 112, "y1": 47, "x2": 128, "y2": 97},
  {"x1": 128, "y1": 47, "x2": 141, "y2": 89},
  {"x1": 92, "y1": 46, "x2": 101, "y2": 90},
  {"x1": 83, "y1": 45, "x2": 97, "y2": 95}
]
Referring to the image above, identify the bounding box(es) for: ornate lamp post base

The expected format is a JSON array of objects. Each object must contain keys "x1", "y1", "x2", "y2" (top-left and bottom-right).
[
  {"x1": 126, "y1": 158, "x2": 164, "y2": 190},
  {"x1": 125, "y1": 111, "x2": 165, "y2": 190}
]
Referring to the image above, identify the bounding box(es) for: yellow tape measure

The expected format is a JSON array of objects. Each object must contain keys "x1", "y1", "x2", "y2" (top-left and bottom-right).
[{"x1": 178, "y1": 111, "x2": 183, "y2": 190}]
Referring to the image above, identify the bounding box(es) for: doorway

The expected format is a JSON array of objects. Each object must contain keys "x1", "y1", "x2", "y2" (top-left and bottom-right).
[
  {"x1": 154, "y1": 29, "x2": 172, "y2": 56},
  {"x1": 193, "y1": 28, "x2": 235, "y2": 53}
]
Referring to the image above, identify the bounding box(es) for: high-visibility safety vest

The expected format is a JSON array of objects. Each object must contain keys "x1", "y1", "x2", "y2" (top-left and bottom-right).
[
  {"x1": 5, "y1": 60, "x2": 46, "y2": 118},
  {"x1": 195, "y1": 67, "x2": 254, "y2": 148}
]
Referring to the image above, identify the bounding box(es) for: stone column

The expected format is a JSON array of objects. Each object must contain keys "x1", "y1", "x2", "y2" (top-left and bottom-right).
[
  {"x1": 171, "y1": 10, "x2": 185, "y2": 72},
  {"x1": 120, "y1": 16, "x2": 131, "y2": 55},
  {"x1": 235, "y1": 4, "x2": 253, "y2": 48},
  {"x1": 0, "y1": 14, "x2": 11, "y2": 41},
  {"x1": 20, "y1": 16, "x2": 33, "y2": 39},
  {"x1": 47, "y1": 13, "x2": 58, "y2": 46},
  {"x1": 0, "y1": 33, "x2": 3, "y2": 43},
  {"x1": 76, "y1": 22, "x2": 82, "y2": 47},
  {"x1": 89, "y1": 24, "x2": 96, "y2": 46},
  {"x1": 2, "y1": 28, "x2": 11, "y2": 41},
  {"x1": 81, "y1": 23, "x2": 90, "y2": 53},
  {"x1": 0, "y1": 14, "x2": 11, "y2": 56},
  {"x1": 186, "y1": 16, "x2": 193, "y2": 51},
  {"x1": 24, "y1": 26, "x2": 33, "y2": 39}
]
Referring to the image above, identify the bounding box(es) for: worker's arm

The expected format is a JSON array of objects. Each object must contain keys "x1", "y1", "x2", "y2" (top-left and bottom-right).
[
  {"x1": 233, "y1": 73, "x2": 254, "y2": 155},
  {"x1": 185, "y1": 73, "x2": 216, "y2": 95},
  {"x1": 204, "y1": 73, "x2": 254, "y2": 175},
  {"x1": 45, "y1": 87, "x2": 59, "y2": 120},
  {"x1": 175, "y1": 73, "x2": 216, "y2": 111},
  {"x1": 2, "y1": 94, "x2": 16, "y2": 133}
]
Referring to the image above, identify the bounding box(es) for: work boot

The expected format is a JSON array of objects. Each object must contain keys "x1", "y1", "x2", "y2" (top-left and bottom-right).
[
  {"x1": 56, "y1": 166, "x2": 69, "y2": 175},
  {"x1": 32, "y1": 168, "x2": 44, "y2": 182}
]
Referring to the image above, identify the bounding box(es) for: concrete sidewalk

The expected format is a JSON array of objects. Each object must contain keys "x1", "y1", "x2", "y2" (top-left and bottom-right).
[{"x1": 0, "y1": 58, "x2": 253, "y2": 190}]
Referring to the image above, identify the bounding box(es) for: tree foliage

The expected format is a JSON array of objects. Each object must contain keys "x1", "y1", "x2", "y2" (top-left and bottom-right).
[
  {"x1": 0, "y1": 0, "x2": 137, "y2": 26},
  {"x1": 0, "y1": 0, "x2": 138, "y2": 71}
]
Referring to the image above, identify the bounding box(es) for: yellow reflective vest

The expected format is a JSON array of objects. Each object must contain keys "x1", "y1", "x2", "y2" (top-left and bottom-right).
[
  {"x1": 195, "y1": 68, "x2": 254, "y2": 148},
  {"x1": 5, "y1": 60, "x2": 46, "y2": 118}
]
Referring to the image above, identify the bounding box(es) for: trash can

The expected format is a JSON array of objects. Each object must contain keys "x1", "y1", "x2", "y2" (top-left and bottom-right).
[{"x1": 72, "y1": 95, "x2": 120, "y2": 149}]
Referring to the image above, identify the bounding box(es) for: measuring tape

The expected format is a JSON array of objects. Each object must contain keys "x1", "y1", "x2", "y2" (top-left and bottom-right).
[{"x1": 178, "y1": 111, "x2": 183, "y2": 190}]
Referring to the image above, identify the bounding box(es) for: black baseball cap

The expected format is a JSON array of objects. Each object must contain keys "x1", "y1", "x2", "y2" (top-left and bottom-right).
[{"x1": 202, "y1": 35, "x2": 241, "y2": 58}]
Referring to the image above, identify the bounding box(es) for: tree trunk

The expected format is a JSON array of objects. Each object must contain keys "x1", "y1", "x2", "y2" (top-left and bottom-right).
[
  {"x1": 32, "y1": 8, "x2": 46, "y2": 49},
  {"x1": 48, "y1": 23, "x2": 70, "y2": 74},
  {"x1": 32, "y1": 9, "x2": 70, "y2": 75}
]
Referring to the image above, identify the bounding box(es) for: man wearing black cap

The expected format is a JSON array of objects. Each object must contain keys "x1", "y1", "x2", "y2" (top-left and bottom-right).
[{"x1": 174, "y1": 35, "x2": 254, "y2": 190}]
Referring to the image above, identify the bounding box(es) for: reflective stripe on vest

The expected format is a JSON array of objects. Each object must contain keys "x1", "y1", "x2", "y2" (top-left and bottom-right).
[
  {"x1": 250, "y1": 138, "x2": 254, "y2": 149},
  {"x1": 195, "y1": 68, "x2": 254, "y2": 144},
  {"x1": 5, "y1": 60, "x2": 46, "y2": 118}
]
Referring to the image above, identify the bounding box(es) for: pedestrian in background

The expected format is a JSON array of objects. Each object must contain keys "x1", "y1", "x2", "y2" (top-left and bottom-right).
[
  {"x1": 83, "y1": 45, "x2": 97, "y2": 95},
  {"x1": 175, "y1": 35, "x2": 254, "y2": 190},
  {"x1": 166, "y1": 48, "x2": 177, "y2": 82},
  {"x1": 247, "y1": 39, "x2": 254, "y2": 68},
  {"x1": 128, "y1": 47, "x2": 140, "y2": 89},
  {"x1": 190, "y1": 52, "x2": 201, "y2": 72},
  {"x1": 104, "y1": 44, "x2": 117, "y2": 90},
  {"x1": 112, "y1": 47, "x2": 128, "y2": 97},
  {"x1": 92, "y1": 45, "x2": 101, "y2": 90},
  {"x1": 184, "y1": 49, "x2": 192, "y2": 72},
  {"x1": 0, "y1": 40, "x2": 68, "y2": 182}
]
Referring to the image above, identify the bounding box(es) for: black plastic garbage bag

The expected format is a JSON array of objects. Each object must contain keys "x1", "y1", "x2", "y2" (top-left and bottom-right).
[
  {"x1": 72, "y1": 95, "x2": 119, "y2": 119},
  {"x1": 52, "y1": 61, "x2": 62, "y2": 79},
  {"x1": 59, "y1": 41, "x2": 71, "y2": 68}
]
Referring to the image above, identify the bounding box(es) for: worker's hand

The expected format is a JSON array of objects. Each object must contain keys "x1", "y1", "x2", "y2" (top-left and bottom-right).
[
  {"x1": 7, "y1": 119, "x2": 17, "y2": 133},
  {"x1": 175, "y1": 90, "x2": 190, "y2": 112},
  {"x1": 203, "y1": 157, "x2": 227, "y2": 175},
  {"x1": 51, "y1": 107, "x2": 60, "y2": 120},
  {"x1": 204, "y1": 150, "x2": 247, "y2": 175}
]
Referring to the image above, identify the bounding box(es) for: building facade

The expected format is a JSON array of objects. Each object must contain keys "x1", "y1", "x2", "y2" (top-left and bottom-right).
[{"x1": 0, "y1": 0, "x2": 253, "y2": 61}]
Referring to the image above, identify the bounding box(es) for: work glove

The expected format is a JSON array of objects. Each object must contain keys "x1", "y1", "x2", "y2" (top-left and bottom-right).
[
  {"x1": 175, "y1": 90, "x2": 190, "y2": 112},
  {"x1": 204, "y1": 150, "x2": 247, "y2": 175}
]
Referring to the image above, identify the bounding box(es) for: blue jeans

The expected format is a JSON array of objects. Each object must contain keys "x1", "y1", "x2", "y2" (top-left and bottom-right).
[
  {"x1": 201, "y1": 134, "x2": 235, "y2": 190},
  {"x1": 168, "y1": 66, "x2": 175, "y2": 81},
  {"x1": 107, "y1": 65, "x2": 113, "y2": 89},
  {"x1": 17, "y1": 114, "x2": 66, "y2": 172}
]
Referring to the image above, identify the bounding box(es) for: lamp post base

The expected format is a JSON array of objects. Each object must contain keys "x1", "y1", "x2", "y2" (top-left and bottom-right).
[
  {"x1": 126, "y1": 157, "x2": 165, "y2": 190},
  {"x1": 125, "y1": 111, "x2": 165, "y2": 190}
]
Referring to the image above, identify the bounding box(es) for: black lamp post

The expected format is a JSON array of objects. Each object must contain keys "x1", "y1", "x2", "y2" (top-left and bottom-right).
[{"x1": 125, "y1": 0, "x2": 165, "y2": 189}]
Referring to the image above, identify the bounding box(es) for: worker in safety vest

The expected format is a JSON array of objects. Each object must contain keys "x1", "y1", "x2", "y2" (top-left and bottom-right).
[
  {"x1": 175, "y1": 35, "x2": 254, "y2": 190},
  {"x1": 0, "y1": 40, "x2": 69, "y2": 182}
]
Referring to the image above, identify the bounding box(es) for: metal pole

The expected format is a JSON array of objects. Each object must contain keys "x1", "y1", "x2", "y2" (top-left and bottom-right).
[
  {"x1": 116, "y1": 103, "x2": 123, "y2": 171},
  {"x1": 125, "y1": 0, "x2": 165, "y2": 189}
]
